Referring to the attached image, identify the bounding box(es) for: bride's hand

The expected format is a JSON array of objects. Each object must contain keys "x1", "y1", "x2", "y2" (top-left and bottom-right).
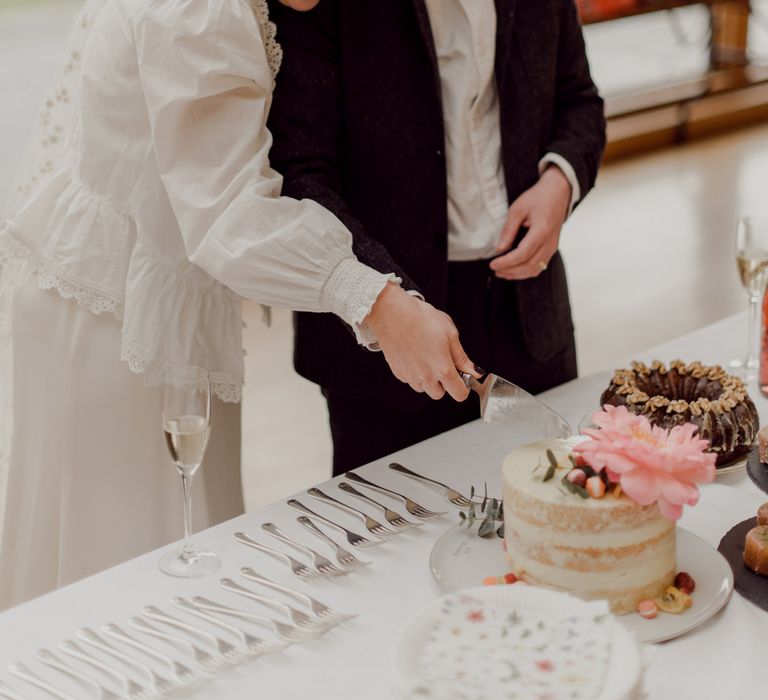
[{"x1": 364, "y1": 284, "x2": 479, "y2": 401}]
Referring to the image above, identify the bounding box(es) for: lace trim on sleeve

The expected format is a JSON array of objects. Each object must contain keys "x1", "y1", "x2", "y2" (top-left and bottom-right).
[
  {"x1": 251, "y1": 0, "x2": 283, "y2": 81},
  {"x1": 320, "y1": 257, "x2": 401, "y2": 349},
  {"x1": 120, "y1": 339, "x2": 243, "y2": 403},
  {"x1": 0, "y1": 220, "x2": 124, "y2": 318}
]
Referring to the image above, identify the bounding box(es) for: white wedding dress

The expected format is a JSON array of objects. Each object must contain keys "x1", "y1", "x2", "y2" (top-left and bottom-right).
[{"x1": 0, "y1": 0, "x2": 396, "y2": 610}]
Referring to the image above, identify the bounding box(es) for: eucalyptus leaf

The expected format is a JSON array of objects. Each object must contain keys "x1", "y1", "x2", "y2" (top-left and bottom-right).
[{"x1": 478, "y1": 515, "x2": 497, "y2": 538}]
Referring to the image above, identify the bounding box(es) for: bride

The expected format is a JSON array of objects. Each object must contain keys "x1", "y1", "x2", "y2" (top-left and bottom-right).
[{"x1": 0, "y1": 0, "x2": 477, "y2": 610}]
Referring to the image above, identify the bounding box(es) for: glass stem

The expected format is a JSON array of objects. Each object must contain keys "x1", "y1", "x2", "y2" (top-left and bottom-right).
[
  {"x1": 180, "y1": 473, "x2": 194, "y2": 560},
  {"x1": 748, "y1": 293, "x2": 761, "y2": 365}
]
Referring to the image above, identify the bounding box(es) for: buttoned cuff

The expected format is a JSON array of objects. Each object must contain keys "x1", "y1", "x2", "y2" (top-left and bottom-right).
[
  {"x1": 320, "y1": 257, "x2": 401, "y2": 350},
  {"x1": 539, "y1": 153, "x2": 581, "y2": 217}
]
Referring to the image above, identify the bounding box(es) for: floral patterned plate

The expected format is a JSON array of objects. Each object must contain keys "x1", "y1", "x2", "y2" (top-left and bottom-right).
[
  {"x1": 430, "y1": 523, "x2": 733, "y2": 644},
  {"x1": 394, "y1": 585, "x2": 642, "y2": 700}
]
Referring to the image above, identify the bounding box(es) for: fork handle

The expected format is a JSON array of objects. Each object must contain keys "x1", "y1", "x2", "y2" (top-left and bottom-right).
[
  {"x1": 240, "y1": 567, "x2": 314, "y2": 607},
  {"x1": 59, "y1": 640, "x2": 131, "y2": 685},
  {"x1": 77, "y1": 628, "x2": 155, "y2": 678},
  {"x1": 143, "y1": 606, "x2": 219, "y2": 647},
  {"x1": 32, "y1": 651, "x2": 102, "y2": 696},
  {"x1": 287, "y1": 500, "x2": 361, "y2": 539},
  {"x1": 193, "y1": 595, "x2": 272, "y2": 626},
  {"x1": 8, "y1": 664, "x2": 77, "y2": 700},
  {"x1": 130, "y1": 616, "x2": 200, "y2": 651},
  {"x1": 295, "y1": 515, "x2": 354, "y2": 555},
  {"x1": 338, "y1": 481, "x2": 387, "y2": 511},
  {"x1": 220, "y1": 578, "x2": 297, "y2": 618},
  {"x1": 388, "y1": 462, "x2": 451, "y2": 490},
  {"x1": 0, "y1": 681, "x2": 27, "y2": 700},
  {"x1": 261, "y1": 522, "x2": 318, "y2": 559},
  {"x1": 233, "y1": 531, "x2": 308, "y2": 568},
  {"x1": 307, "y1": 488, "x2": 370, "y2": 523},
  {"x1": 0, "y1": 682, "x2": 25, "y2": 700},
  {"x1": 346, "y1": 471, "x2": 397, "y2": 495},
  {"x1": 103, "y1": 624, "x2": 179, "y2": 669},
  {"x1": 171, "y1": 597, "x2": 244, "y2": 638}
]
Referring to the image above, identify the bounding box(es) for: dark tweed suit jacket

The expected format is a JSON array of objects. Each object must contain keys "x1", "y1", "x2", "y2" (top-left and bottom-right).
[{"x1": 267, "y1": 0, "x2": 606, "y2": 408}]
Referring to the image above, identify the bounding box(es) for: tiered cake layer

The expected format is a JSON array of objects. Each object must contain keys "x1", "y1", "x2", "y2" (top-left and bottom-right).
[{"x1": 502, "y1": 437, "x2": 676, "y2": 614}]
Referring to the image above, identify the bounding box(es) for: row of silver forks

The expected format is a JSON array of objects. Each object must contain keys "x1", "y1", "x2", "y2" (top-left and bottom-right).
[
  {"x1": 2, "y1": 572, "x2": 354, "y2": 699},
  {"x1": 232, "y1": 469, "x2": 452, "y2": 580}
]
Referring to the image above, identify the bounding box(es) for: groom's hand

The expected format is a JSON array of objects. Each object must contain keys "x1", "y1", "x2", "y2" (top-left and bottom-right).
[
  {"x1": 364, "y1": 284, "x2": 479, "y2": 401},
  {"x1": 489, "y1": 165, "x2": 571, "y2": 280}
]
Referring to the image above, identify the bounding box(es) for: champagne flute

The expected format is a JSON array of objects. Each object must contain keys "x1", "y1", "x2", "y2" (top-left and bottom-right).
[
  {"x1": 731, "y1": 216, "x2": 768, "y2": 376},
  {"x1": 158, "y1": 366, "x2": 219, "y2": 577}
]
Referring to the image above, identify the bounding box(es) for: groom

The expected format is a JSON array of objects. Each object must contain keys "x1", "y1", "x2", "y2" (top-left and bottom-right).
[{"x1": 267, "y1": 0, "x2": 606, "y2": 474}]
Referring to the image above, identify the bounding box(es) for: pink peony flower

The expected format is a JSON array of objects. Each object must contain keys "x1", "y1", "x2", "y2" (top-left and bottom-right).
[{"x1": 573, "y1": 405, "x2": 716, "y2": 520}]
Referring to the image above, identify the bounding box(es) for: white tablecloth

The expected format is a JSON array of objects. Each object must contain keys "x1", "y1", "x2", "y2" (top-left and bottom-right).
[{"x1": 0, "y1": 311, "x2": 766, "y2": 699}]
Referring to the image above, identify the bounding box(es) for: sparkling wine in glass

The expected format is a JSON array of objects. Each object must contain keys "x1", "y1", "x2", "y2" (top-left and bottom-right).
[
  {"x1": 158, "y1": 366, "x2": 219, "y2": 577},
  {"x1": 731, "y1": 216, "x2": 768, "y2": 377}
]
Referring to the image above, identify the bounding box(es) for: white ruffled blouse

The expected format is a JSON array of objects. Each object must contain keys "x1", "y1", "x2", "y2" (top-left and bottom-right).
[{"x1": 0, "y1": 0, "x2": 395, "y2": 402}]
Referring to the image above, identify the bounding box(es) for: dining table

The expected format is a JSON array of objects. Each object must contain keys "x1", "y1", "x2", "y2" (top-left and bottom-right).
[{"x1": 0, "y1": 310, "x2": 766, "y2": 700}]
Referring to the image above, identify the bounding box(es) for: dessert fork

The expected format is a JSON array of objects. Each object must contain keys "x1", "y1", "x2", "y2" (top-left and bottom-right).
[
  {"x1": 346, "y1": 471, "x2": 446, "y2": 518},
  {"x1": 338, "y1": 481, "x2": 422, "y2": 529},
  {"x1": 129, "y1": 617, "x2": 220, "y2": 672},
  {"x1": 59, "y1": 640, "x2": 152, "y2": 700},
  {"x1": 171, "y1": 597, "x2": 287, "y2": 652},
  {"x1": 286, "y1": 500, "x2": 377, "y2": 548},
  {"x1": 260, "y1": 523, "x2": 344, "y2": 576},
  {"x1": 307, "y1": 488, "x2": 396, "y2": 537},
  {"x1": 184, "y1": 595, "x2": 313, "y2": 644},
  {"x1": 142, "y1": 607, "x2": 243, "y2": 665},
  {"x1": 234, "y1": 531, "x2": 318, "y2": 578},
  {"x1": 240, "y1": 567, "x2": 357, "y2": 625},
  {"x1": 77, "y1": 628, "x2": 175, "y2": 696},
  {"x1": 34, "y1": 648, "x2": 122, "y2": 700},
  {"x1": 388, "y1": 462, "x2": 473, "y2": 508},
  {"x1": 295, "y1": 516, "x2": 370, "y2": 570},
  {"x1": 8, "y1": 662, "x2": 77, "y2": 700},
  {"x1": 219, "y1": 579, "x2": 327, "y2": 633},
  {"x1": 102, "y1": 624, "x2": 197, "y2": 686}
]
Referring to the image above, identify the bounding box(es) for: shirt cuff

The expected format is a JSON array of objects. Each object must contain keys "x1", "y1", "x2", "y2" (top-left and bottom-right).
[
  {"x1": 320, "y1": 257, "x2": 401, "y2": 350},
  {"x1": 539, "y1": 153, "x2": 581, "y2": 217}
]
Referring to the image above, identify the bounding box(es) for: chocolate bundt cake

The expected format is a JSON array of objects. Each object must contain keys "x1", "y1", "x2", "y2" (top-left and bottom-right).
[{"x1": 601, "y1": 360, "x2": 759, "y2": 467}]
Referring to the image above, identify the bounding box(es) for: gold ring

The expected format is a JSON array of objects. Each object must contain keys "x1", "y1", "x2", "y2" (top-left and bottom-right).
[{"x1": 538, "y1": 260, "x2": 548, "y2": 272}]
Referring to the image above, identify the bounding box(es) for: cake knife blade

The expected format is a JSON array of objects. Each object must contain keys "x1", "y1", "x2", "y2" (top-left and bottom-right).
[{"x1": 461, "y1": 372, "x2": 573, "y2": 438}]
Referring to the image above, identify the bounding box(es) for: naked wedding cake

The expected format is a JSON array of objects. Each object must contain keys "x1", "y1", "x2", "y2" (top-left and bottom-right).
[{"x1": 501, "y1": 406, "x2": 716, "y2": 615}]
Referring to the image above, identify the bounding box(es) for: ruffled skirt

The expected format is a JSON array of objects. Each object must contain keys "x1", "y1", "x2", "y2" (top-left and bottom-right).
[{"x1": 0, "y1": 263, "x2": 244, "y2": 611}]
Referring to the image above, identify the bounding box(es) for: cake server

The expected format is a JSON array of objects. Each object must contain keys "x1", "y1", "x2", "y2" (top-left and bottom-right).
[{"x1": 460, "y1": 371, "x2": 572, "y2": 438}]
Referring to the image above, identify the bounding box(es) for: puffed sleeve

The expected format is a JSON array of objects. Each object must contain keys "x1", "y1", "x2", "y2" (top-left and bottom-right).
[{"x1": 132, "y1": 0, "x2": 396, "y2": 342}]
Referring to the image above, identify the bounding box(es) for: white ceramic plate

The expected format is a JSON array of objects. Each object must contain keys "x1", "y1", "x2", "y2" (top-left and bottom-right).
[
  {"x1": 394, "y1": 585, "x2": 642, "y2": 700},
  {"x1": 430, "y1": 524, "x2": 733, "y2": 644}
]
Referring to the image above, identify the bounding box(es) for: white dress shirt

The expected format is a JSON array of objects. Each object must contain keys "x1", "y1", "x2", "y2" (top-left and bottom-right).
[{"x1": 423, "y1": 0, "x2": 580, "y2": 262}]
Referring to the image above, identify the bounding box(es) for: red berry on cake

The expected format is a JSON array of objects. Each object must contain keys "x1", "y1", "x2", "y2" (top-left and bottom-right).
[
  {"x1": 503, "y1": 572, "x2": 518, "y2": 584},
  {"x1": 674, "y1": 571, "x2": 695, "y2": 594},
  {"x1": 566, "y1": 469, "x2": 587, "y2": 487}
]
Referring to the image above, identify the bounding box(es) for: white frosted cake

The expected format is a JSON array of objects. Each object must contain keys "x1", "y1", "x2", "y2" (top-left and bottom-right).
[{"x1": 502, "y1": 437, "x2": 676, "y2": 614}]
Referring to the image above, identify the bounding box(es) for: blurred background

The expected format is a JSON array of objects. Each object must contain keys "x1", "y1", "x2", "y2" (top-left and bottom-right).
[{"x1": 2, "y1": 0, "x2": 768, "y2": 507}]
